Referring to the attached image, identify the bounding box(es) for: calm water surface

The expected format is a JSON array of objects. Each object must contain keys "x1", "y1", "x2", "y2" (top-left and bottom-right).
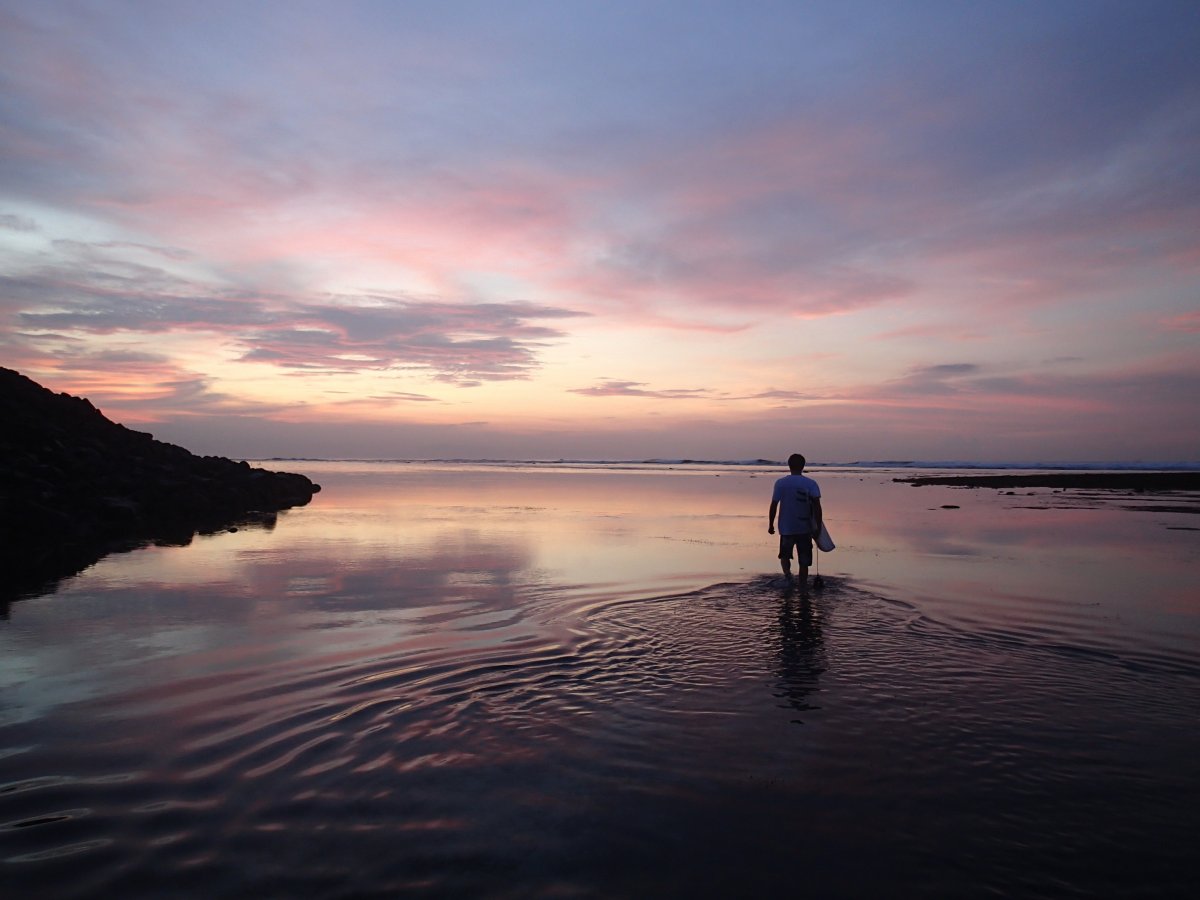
[{"x1": 2, "y1": 462, "x2": 1198, "y2": 897}]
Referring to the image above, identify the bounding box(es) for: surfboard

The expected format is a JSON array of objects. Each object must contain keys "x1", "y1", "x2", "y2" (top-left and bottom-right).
[{"x1": 815, "y1": 522, "x2": 835, "y2": 552}]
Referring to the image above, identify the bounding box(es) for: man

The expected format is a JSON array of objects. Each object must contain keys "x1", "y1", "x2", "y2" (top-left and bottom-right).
[{"x1": 768, "y1": 453, "x2": 823, "y2": 589}]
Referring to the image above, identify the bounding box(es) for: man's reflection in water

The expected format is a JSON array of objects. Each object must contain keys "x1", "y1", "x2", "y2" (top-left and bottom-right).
[{"x1": 775, "y1": 592, "x2": 827, "y2": 723}]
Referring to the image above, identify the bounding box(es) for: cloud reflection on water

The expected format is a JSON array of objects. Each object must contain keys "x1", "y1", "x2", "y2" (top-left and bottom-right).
[
  {"x1": 5, "y1": 462, "x2": 1198, "y2": 719},
  {"x1": 1, "y1": 463, "x2": 1198, "y2": 898}
]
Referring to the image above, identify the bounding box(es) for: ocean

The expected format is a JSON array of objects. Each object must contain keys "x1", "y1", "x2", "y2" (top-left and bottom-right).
[{"x1": 2, "y1": 461, "x2": 1197, "y2": 897}]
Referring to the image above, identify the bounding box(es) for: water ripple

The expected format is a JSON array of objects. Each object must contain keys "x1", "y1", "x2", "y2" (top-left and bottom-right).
[{"x1": 2, "y1": 576, "x2": 1197, "y2": 897}]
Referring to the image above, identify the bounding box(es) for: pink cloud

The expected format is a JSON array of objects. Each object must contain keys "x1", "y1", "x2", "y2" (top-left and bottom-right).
[
  {"x1": 23, "y1": 352, "x2": 278, "y2": 425},
  {"x1": 1161, "y1": 310, "x2": 1200, "y2": 333},
  {"x1": 872, "y1": 322, "x2": 988, "y2": 342}
]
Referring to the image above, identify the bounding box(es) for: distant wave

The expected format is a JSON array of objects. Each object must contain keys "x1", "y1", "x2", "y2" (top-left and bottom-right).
[
  {"x1": 260, "y1": 457, "x2": 785, "y2": 467},
  {"x1": 260, "y1": 457, "x2": 1200, "y2": 472}
]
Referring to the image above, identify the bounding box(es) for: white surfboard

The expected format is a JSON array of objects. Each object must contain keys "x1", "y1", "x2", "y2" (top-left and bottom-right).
[{"x1": 814, "y1": 521, "x2": 835, "y2": 552}]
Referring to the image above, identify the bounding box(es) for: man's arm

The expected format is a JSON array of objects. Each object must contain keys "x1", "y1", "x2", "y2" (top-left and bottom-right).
[
  {"x1": 811, "y1": 497, "x2": 823, "y2": 535},
  {"x1": 768, "y1": 498, "x2": 779, "y2": 534}
]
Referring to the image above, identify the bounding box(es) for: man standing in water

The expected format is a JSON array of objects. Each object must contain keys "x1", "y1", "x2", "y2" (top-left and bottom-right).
[{"x1": 768, "y1": 453, "x2": 823, "y2": 590}]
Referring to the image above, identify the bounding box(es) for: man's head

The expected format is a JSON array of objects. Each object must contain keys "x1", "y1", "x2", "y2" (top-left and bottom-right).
[{"x1": 787, "y1": 453, "x2": 806, "y2": 474}]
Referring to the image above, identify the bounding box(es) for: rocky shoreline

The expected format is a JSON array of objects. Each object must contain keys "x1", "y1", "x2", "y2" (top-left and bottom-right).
[
  {"x1": 1, "y1": 367, "x2": 321, "y2": 603},
  {"x1": 894, "y1": 472, "x2": 1200, "y2": 491}
]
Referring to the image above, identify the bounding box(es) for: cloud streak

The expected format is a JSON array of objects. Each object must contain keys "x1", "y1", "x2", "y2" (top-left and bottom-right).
[
  {"x1": 569, "y1": 380, "x2": 713, "y2": 400},
  {"x1": 6, "y1": 238, "x2": 586, "y2": 387}
]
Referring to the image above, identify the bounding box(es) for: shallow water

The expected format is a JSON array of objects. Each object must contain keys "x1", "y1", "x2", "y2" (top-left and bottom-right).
[{"x1": 2, "y1": 462, "x2": 1198, "y2": 897}]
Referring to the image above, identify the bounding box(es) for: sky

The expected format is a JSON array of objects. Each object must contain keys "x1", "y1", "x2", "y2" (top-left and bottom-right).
[{"x1": 2, "y1": 0, "x2": 1198, "y2": 462}]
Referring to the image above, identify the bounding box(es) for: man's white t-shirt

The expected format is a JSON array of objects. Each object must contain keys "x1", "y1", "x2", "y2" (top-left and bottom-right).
[{"x1": 772, "y1": 473, "x2": 821, "y2": 536}]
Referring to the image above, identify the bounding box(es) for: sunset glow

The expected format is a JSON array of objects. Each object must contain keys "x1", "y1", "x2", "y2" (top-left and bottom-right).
[{"x1": 2, "y1": 1, "x2": 1198, "y2": 461}]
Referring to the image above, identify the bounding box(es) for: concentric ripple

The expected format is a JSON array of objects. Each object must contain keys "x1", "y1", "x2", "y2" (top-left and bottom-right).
[{"x1": 3, "y1": 573, "x2": 1196, "y2": 898}]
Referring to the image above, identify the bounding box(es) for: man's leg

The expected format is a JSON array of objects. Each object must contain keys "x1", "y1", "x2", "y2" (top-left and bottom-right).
[
  {"x1": 796, "y1": 537, "x2": 813, "y2": 593},
  {"x1": 779, "y1": 535, "x2": 796, "y2": 582}
]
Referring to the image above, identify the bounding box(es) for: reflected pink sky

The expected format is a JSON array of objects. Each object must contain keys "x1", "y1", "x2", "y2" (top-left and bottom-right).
[
  {"x1": 65, "y1": 462, "x2": 1200, "y2": 669},
  {"x1": 3, "y1": 466, "x2": 1197, "y2": 897}
]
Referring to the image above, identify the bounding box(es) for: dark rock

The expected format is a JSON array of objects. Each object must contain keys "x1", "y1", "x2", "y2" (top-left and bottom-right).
[
  {"x1": 894, "y1": 472, "x2": 1200, "y2": 491},
  {"x1": 0, "y1": 367, "x2": 320, "y2": 603}
]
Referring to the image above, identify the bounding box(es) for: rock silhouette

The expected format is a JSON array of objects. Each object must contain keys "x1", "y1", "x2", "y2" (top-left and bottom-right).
[
  {"x1": 1, "y1": 367, "x2": 320, "y2": 603},
  {"x1": 895, "y1": 472, "x2": 1200, "y2": 490}
]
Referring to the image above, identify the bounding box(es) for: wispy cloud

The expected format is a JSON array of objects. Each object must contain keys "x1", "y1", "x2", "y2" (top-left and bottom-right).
[
  {"x1": 6, "y1": 240, "x2": 586, "y2": 387},
  {"x1": 1, "y1": 213, "x2": 38, "y2": 232},
  {"x1": 570, "y1": 379, "x2": 712, "y2": 399},
  {"x1": 239, "y1": 298, "x2": 585, "y2": 385},
  {"x1": 875, "y1": 363, "x2": 984, "y2": 397},
  {"x1": 1162, "y1": 311, "x2": 1200, "y2": 333},
  {"x1": 44, "y1": 354, "x2": 276, "y2": 420},
  {"x1": 742, "y1": 389, "x2": 814, "y2": 401}
]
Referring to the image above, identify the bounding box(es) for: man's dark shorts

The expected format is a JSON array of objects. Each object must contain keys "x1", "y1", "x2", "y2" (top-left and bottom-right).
[{"x1": 778, "y1": 533, "x2": 813, "y2": 566}]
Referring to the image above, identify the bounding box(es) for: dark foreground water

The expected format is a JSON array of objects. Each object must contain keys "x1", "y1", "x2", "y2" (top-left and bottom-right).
[{"x1": 2, "y1": 462, "x2": 1198, "y2": 897}]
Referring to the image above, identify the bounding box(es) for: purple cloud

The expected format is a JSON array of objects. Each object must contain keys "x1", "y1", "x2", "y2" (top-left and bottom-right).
[
  {"x1": 570, "y1": 379, "x2": 712, "y2": 399},
  {"x1": 7, "y1": 241, "x2": 586, "y2": 386},
  {"x1": 1, "y1": 213, "x2": 38, "y2": 232}
]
